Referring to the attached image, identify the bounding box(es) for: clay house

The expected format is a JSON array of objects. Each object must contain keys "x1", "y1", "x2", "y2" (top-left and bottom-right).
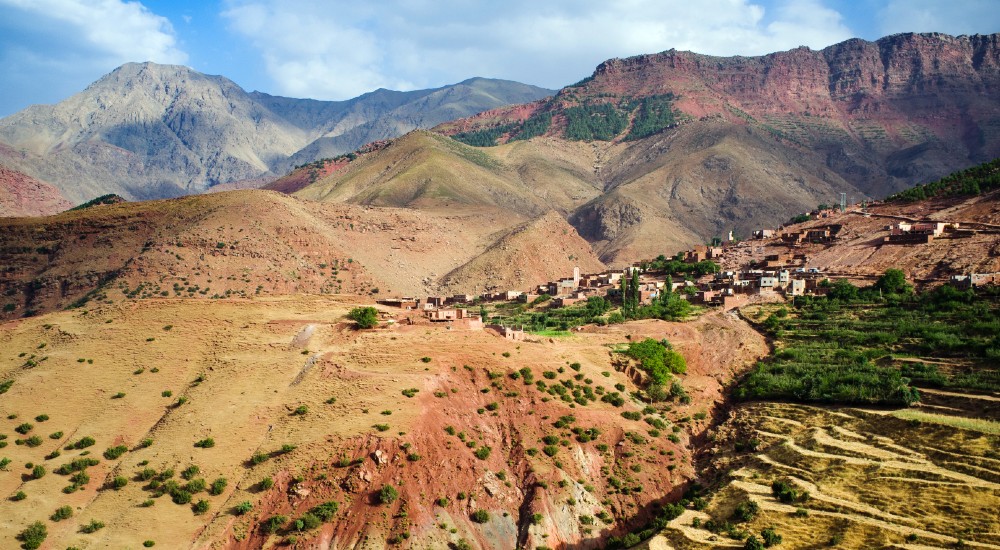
[
  {"x1": 376, "y1": 298, "x2": 419, "y2": 309},
  {"x1": 519, "y1": 293, "x2": 541, "y2": 303},
  {"x1": 452, "y1": 294, "x2": 474, "y2": 304},
  {"x1": 759, "y1": 276, "x2": 779, "y2": 293},
  {"x1": 426, "y1": 296, "x2": 447, "y2": 308},
  {"x1": 752, "y1": 229, "x2": 775, "y2": 239},
  {"x1": 488, "y1": 325, "x2": 525, "y2": 341}
]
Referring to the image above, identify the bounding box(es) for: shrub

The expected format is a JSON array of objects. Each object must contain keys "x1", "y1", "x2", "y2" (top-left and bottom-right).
[
  {"x1": 186, "y1": 478, "x2": 206, "y2": 493},
  {"x1": 209, "y1": 477, "x2": 227, "y2": 495},
  {"x1": 17, "y1": 521, "x2": 47, "y2": 549},
  {"x1": 262, "y1": 515, "x2": 287, "y2": 534},
  {"x1": 192, "y1": 499, "x2": 210, "y2": 514},
  {"x1": 401, "y1": 388, "x2": 419, "y2": 398},
  {"x1": 80, "y1": 519, "x2": 105, "y2": 533},
  {"x1": 733, "y1": 499, "x2": 760, "y2": 522},
  {"x1": 251, "y1": 452, "x2": 269, "y2": 465},
  {"x1": 470, "y1": 509, "x2": 490, "y2": 523},
  {"x1": 15, "y1": 423, "x2": 33, "y2": 435},
  {"x1": 49, "y1": 431, "x2": 63, "y2": 440},
  {"x1": 11, "y1": 491, "x2": 26, "y2": 501},
  {"x1": 234, "y1": 501, "x2": 253, "y2": 515},
  {"x1": 24, "y1": 435, "x2": 42, "y2": 448},
  {"x1": 143, "y1": 541, "x2": 155, "y2": 547},
  {"x1": 745, "y1": 535, "x2": 765, "y2": 550},
  {"x1": 33, "y1": 414, "x2": 48, "y2": 422},
  {"x1": 110, "y1": 475, "x2": 128, "y2": 489},
  {"x1": 292, "y1": 405, "x2": 308, "y2": 416},
  {"x1": 474, "y1": 446, "x2": 491, "y2": 460},
  {"x1": 373, "y1": 424, "x2": 390, "y2": 432},
  {"x1": 309, "y1": 501, "x2": 339, "y2": 521},
  {"x1": 542, "y1": 445, "x2": 559, "y2": 457},
  {"x1": 258, "y1": 477, "x2": 274, "y2": 491},
  {"x1": 51, "y1": 505, "x2": 73, "y2": 521},
  {"x1": 761, "y1": 526, "x2": 782, "y2": 547},
  {"x1": 436, "y1": 497, "x2": 450, "y2": 507},
  {"x1": 194, "y1": 438, "x2": 215, "y2": 448},
  {"x1": 70, "y1": 436, "x2": 96, "y2": 449},
  {"x1": 771, "y1": 479, "x2": 799, "y2": 503},
  {"x1": 104, "y1": 445, "x2": 128, "y2": 460},
  {"x1": 378, "y1": 484, "x2": 399, "y2": 504},
  {"x1": 171, "y1": 490, "x2": 192, "y2": 505},
  {"x1": 181, "y1": 465, "x2": 200, "y2": 480},
  {"x1": 31, "y1": 464, "x2": 45, "y2": 479}
]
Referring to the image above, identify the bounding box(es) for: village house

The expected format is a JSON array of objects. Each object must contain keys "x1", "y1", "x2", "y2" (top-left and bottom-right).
[
  {"x1": 951, "y1": 273, "x2": 1000, "y2": 289},
  {"x1": 376, "y1": 297, "x2": 419, "y2": 309},
  {"x1": 752, "y1": 229, "x2": 775, "y2": 239}
]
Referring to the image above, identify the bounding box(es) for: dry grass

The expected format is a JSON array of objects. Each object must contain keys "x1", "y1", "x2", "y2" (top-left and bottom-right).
[
  {"x1": 890, "y1": 409, "x2": 1000, "y2": 435},
  {"x1": 652, "y1": 402, "x2": 1000, "y2": 549}
]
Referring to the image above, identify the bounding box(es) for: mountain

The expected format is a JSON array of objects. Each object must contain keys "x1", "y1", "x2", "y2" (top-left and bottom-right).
[
  {"x1": 0, "y1": 63, "x2": 552, "y2": 207},
  {"x1": 288, "y1": 32, "x2": 998, "y2": 263}
]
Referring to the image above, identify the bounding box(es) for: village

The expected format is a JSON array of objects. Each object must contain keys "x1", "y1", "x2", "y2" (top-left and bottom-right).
[{"x1": 376, "y1": 207, "x2": 1000, "y2": 334}]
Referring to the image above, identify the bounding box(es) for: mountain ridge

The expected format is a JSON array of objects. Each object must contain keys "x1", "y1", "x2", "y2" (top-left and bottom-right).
[{"x1": 0, "y1": 62, "x2": 553, "y2": 207}]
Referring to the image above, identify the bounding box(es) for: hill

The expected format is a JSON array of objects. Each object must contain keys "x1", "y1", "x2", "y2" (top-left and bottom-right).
[
  {"x1": 0, "y1": 190, "x2": 605, "y2": 320},
  {"x1": 0, "y1": 63, "x2": 552, "y2": 208}
]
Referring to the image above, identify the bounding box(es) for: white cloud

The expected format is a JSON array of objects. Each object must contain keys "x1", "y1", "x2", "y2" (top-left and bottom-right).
[
  {"x1": 0, "y1": 0, "x2": 186, "y2": 65},
  {"x1": 0, "y1": 0, "x2": 186, "y2": 115},
  {"x1": 878, "y1": 0, "x2": 1000, "y2": 37},
  {"x1": 221, "y1": 0, "x2": 856, "y2": 100}
]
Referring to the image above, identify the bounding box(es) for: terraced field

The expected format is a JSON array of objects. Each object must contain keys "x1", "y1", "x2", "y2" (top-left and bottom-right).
[{"x1": 651, "y1": 401, "x2": 1000, "y2": 549}]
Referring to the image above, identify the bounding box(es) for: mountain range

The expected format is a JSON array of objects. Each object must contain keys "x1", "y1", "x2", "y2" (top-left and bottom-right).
[
  {"x1": 0, "y1": 62, "x2": 553, "y2": 205},
  {"x1": 271, "y1": 33, "x2": 999, "y2": 263}
]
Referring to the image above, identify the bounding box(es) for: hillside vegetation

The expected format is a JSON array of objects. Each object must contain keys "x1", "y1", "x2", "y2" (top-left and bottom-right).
[
  {"x1": 887, "y1": 157, "x2": 1000, "y2": 202},
  {"x1": 737, "y1": 273, "x2": 1000, "y2": 406}
]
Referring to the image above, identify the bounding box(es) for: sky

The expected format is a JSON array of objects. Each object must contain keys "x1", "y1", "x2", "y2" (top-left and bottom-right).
[{"x1": 0, "y1": 0, "x2": 997, "y2": 117}]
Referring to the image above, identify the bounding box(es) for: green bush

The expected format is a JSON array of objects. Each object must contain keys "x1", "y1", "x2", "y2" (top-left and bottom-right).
[
  {"x1": 193, "y1": 438, "x2": 215, "y2": 448},
  {"x1": 733, "y1": 499, "x2": 760, "y2": 522},
  {"x1": 103, "y1": 445, "x2": 128, "y2": 460},
  {"x1": 80, "y1": 519, "x2": 105, "y2": 533},
  {"x1": 470, "y1": 509, "x2": 490, "y2": 523},
  {"x1": 31, "y1": 464, "x2": 45, "y2": 479},
  {"x1": 378, "y1": 484, "x2": 399, "y2": 505},
  {"x1": 17, "y1": 521, "x2": 47, "y2": 549},
  {"x1": 234, "y1": 501, "x2": 253, "y2": 515},
  {"x1": 209, "y1": 477, "x2": 227, "y2": 495},
  {"x1": 110, "y1": 475, "x2": 128, "y2": 489},
  {"x1": 51, "y1": 505, "x2": 73, "y2": 521},
  {"x1": 192, "y1": 499, "x2": 210, "y2": 514},
  {"x1": 761, "y1": 526, "x2": 783, "y2": 547},
  {"x1": 262, "y1": 515, "x2": 287, "y2": 534}
]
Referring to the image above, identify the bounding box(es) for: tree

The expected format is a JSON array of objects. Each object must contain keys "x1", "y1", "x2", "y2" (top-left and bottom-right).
[
  {"x1": 348, "y1": 307, "x2": 378, "y2": 329},
  {"x1": 874, "y1": 268, "x2": 911, "y2": 295}
]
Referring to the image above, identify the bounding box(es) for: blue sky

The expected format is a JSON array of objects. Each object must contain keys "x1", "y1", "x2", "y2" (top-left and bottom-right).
[{"x1": 0, "y1": 0, "x2": 997, "y2": 117}]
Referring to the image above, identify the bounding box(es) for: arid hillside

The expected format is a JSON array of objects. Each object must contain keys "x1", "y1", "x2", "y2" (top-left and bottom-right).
[
  {"x1": 717, "y1": 189, "x2": 1000, "y2": 284},
  {"x1": 289, "y1": 126, "x2": 865, "y2": 264},
  {"x1": 0, "y1": 296, "x2": 767, "y2": 549},
  {"x1": 0, "y1": 189, "x2": 605, "y2": 320}
]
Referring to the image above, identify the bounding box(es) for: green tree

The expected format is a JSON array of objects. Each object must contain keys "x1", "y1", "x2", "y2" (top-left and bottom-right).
[
  {"x1": 348, "y1": 307, "x2": 379, "y2": 329},
  {"x1": 874, "y1": 268, "x2": 911, "y2": 295}
]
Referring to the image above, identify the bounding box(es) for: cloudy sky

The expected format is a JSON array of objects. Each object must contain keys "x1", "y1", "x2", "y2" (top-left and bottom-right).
[{"x1": 0, "y1": 0, "x2": 997, "y2": 116}]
